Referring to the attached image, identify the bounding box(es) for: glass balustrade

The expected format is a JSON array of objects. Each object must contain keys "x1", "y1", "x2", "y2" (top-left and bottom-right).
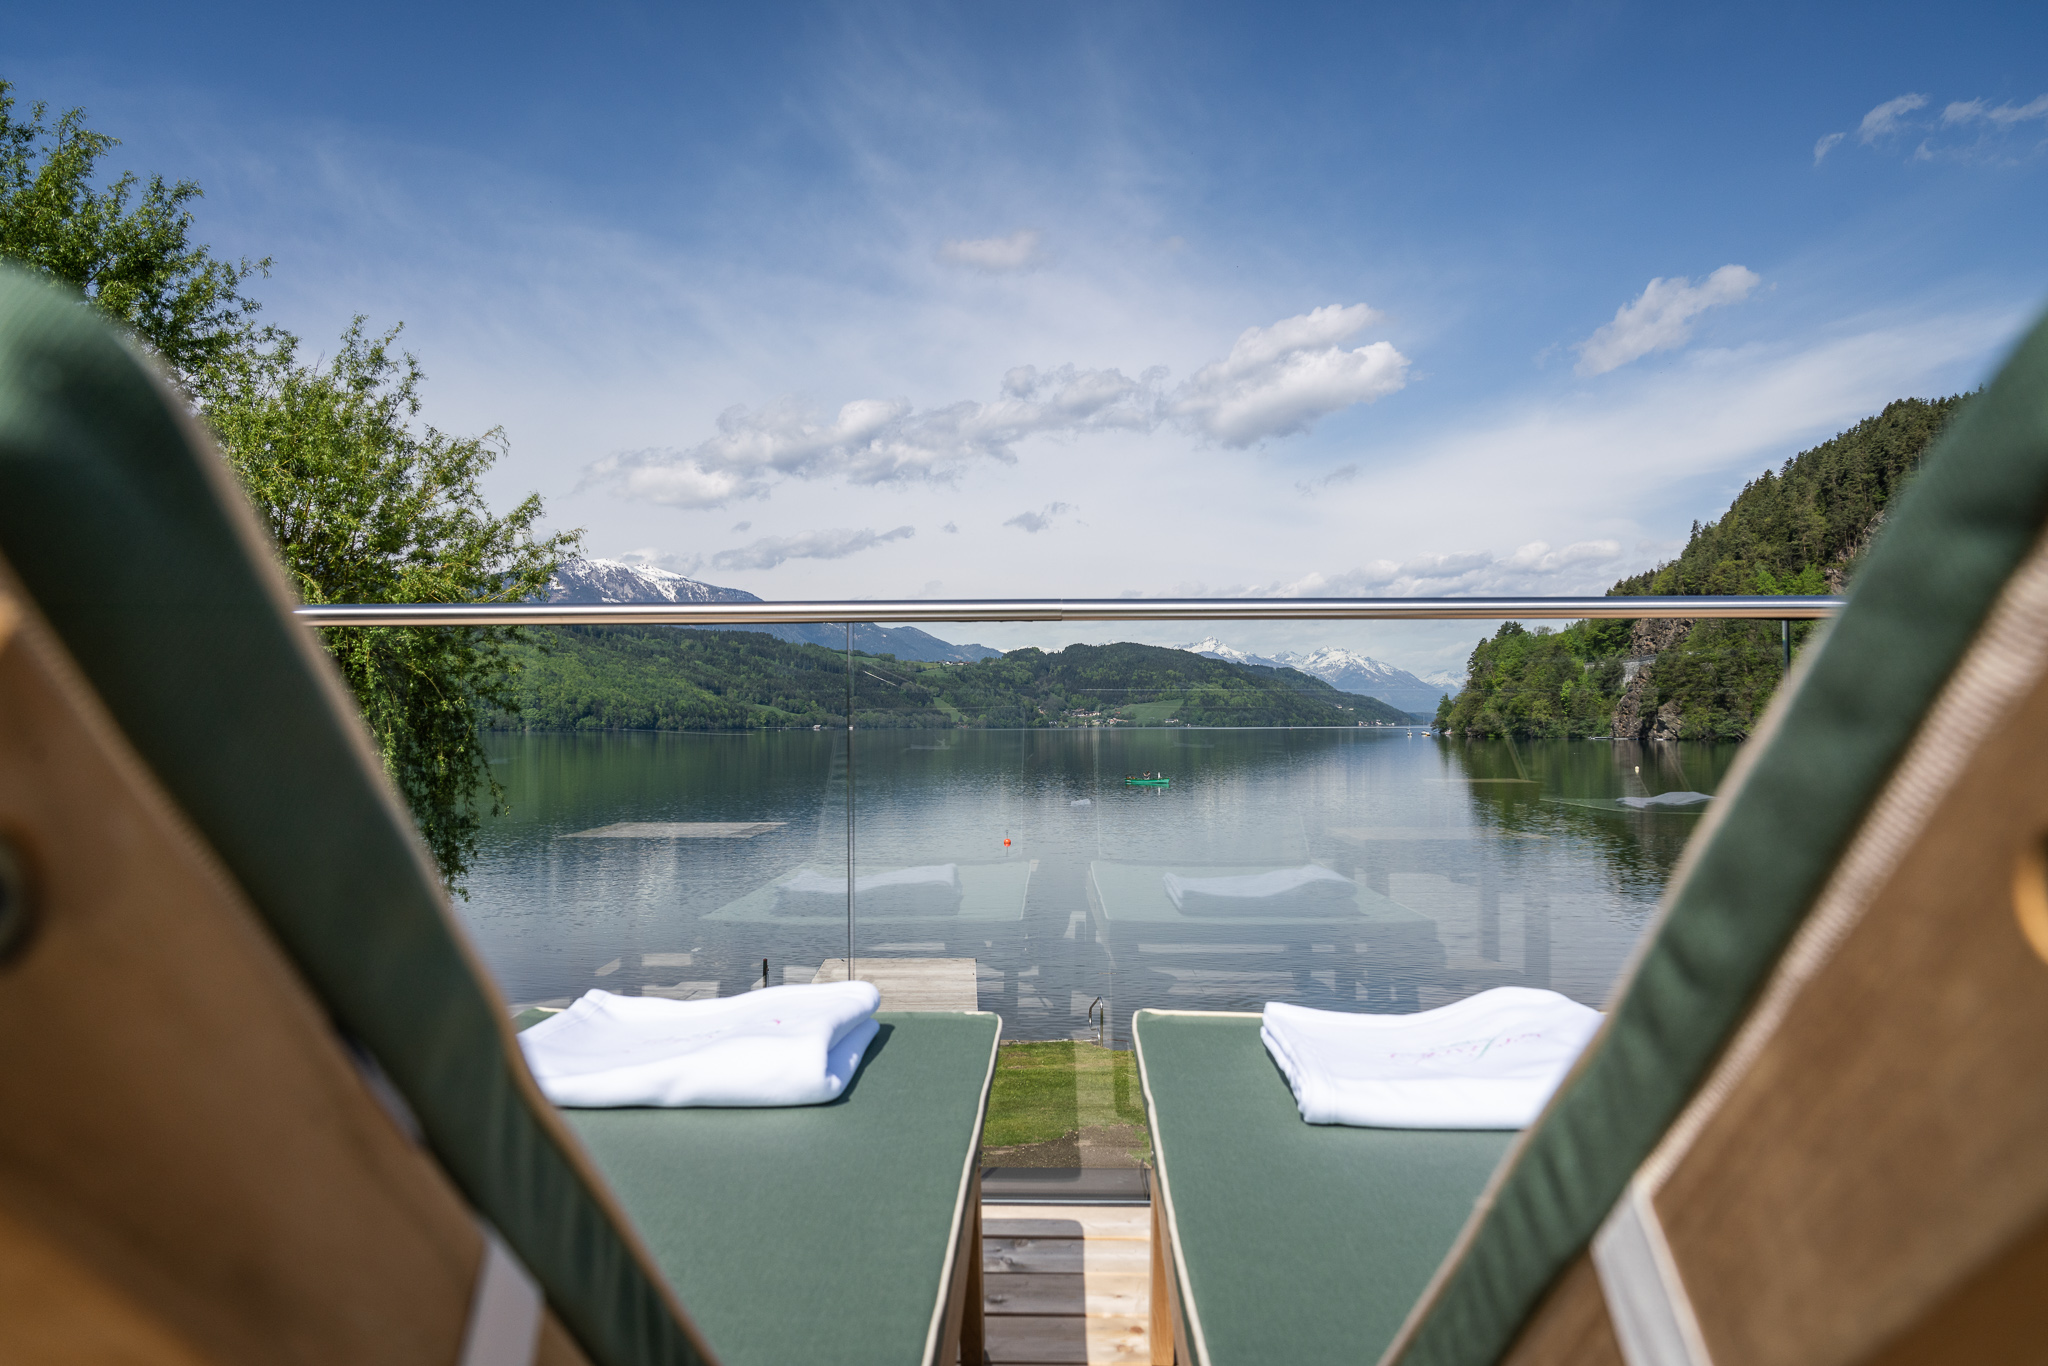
[{"x1": 438, "y1": 612, "x2": 1815, "y2": 1175}]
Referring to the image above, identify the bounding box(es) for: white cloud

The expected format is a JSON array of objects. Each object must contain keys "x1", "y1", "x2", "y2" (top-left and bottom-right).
[
  {"x1": 1296, "y1": 462, "x2": 1360, "y2": 495},
  {"x1": 1505, "y1": 539, "x2": 1624, "y2": 571},
  {"x1": 1858, "y1": 93, "x2": 1928, "y2": 143},
  {"x1": 1988, "y1": 95, "x2": 2048, "y2": 126},
  {"x1": 1242, "y1": 539, "x2": 1624, "y2": 600},
  {"x1": 617, "y1": 547, "x2": 705, "y2": 576},
  {"x1": 936, "y1": 229, "x2": 1048, "y2": 273},
  {"x1": 583, "y1": 450, "x2": 763, "y2": 509},
  {"x1": 1574, "y1": 266, "x2": 1761, "y2": 376},
  {"x1": 731, "y1": 520, "x2": 751, "y2": 531},
  {"x1": 582, "y1": 373, "x2": 1147, "y2": 508},
  {"x1": 710, "y1": 525, "x2": 915, "y2": 571},
  {"x1": 1942, "y1": 94, "x2": 2048, "y2": 127},
  {"x1": 1004, "y1": 502, "x2": 1074, "y2": 533},
  {"x1": 1821, "y1": 92, "x2": 2048, "y2": 164},
  {"x1": 1286, "y1": 306, "x2": 2015, "y2": 593},
  {"x1": 586, "y1": 304, "x2": 1408, "y2": 506},
  {"x1": 1172, "y1": 304, "x2": 1409, "y2": 447}
]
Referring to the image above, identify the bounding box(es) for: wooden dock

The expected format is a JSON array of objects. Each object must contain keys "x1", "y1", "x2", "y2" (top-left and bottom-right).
[
  {"x1": 983, "y1": 1203, "x2": 1163, "y2": 1365},
  {"x1": 563, "y1": 821, "x2": 787, "y2": 838}
]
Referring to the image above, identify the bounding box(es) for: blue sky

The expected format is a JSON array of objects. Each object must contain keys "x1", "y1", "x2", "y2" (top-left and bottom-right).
[{"x1": 10, "y1": 2, "x2": 2046, "y2": 672}]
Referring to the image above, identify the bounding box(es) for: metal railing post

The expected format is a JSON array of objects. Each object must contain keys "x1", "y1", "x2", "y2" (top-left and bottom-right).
[{"x1": 846, "y1": 621, "x2": 855, "y2": 986}]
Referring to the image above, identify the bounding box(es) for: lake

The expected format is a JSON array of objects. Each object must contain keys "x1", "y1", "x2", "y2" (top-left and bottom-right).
[{"x1": 459, "y1": 728, "x2": 1737, "y2": 1045}]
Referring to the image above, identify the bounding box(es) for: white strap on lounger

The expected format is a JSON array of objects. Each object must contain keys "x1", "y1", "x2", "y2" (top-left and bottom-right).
[
  {"x1": 1591, "y1": 1175, "x2": 1713, "y2": 1366},
  {"x1": 459, "y1": 1222, "x2": 542, "y2": 1366}
]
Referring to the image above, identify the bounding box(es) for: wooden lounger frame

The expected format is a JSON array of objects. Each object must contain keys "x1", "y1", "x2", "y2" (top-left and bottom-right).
[
  {"x1": 938, "y1": 1166, "x2": 988, "y2": 1366},
  {"x1": 1489, "y1": 529, "x2": 2048, "y2": 1366},
  {"x1": 1137, "y1": 1009, "x2": 1263, "y2": 1366},
  {"x1": 0, "y1": 566, "x2": 593, "y2": 1364}
]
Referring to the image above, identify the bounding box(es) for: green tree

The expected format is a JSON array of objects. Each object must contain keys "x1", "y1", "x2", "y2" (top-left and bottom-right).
[
  {"x1": 199, "y1": 321, "x2": 581, "y2": 887},
  {"x1": 1438, "y1": 621, "x2": 1624, "y2": 739},
  {"x1": 1439, "y1": 395, "x2": 1969, "y2": 740},
  {"x1": 0, "y1": 81, "x2": 267, "y2": 384}
]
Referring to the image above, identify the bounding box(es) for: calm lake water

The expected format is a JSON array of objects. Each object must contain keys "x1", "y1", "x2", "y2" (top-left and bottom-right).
[{"x1": 459, "y1": 728, "x2": 1738, "y2": 1045}]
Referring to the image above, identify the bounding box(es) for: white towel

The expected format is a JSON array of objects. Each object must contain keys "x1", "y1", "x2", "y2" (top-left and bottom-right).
[
  {"x1": 1163, "y1": 864, "x2": 1354, "y2": 910},
  {"x1": 519, "y1": 981, "x2": 881, "y2": 1108},
  {"x1": 1261, "y1": 988, "x2": 1602, "y2": 1129}
]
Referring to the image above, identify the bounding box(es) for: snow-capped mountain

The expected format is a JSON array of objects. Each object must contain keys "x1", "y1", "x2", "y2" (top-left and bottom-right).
[
  {"x1": 1176, "y1": 638, "x2": 1456, "y2": 715},
  {"x1": 549, "y1": 557, "x2": 757, "y2": 605},
  {"x1": 1177, "y1": 636, "x2": 1276, "y2": 666},
  {"x1": 546, "y1": 558, "x2": 1003, "y2": 663},
  {"x1": 1282, "y1": 647, "x2": 1460, "y2": 715}
]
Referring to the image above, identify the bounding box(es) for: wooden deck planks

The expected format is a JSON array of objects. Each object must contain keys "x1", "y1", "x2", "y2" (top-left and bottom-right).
[
  {"x1": 986, "y1": 1207, "x2": 1152, "y2": 1239},
  {"x1": 812, "y1": 958, "x2": 980, "y2": 1011},
  {"x1": 983, "y1": 1237, "x2": 1151, "y2": 1277},
  {"x1": 983, "y1": 1272, "x2": 1150, "y2": 1318},
  {"x1": 986, "y1": 1315, "x2": 1153, "y2": 1365},
  {"x1": 982, "y1": 1202, "x2": 1158, "y2": 1365}
]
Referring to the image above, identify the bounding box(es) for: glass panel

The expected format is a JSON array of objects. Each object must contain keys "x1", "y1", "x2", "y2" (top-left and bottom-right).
[
  {"x1": 454, "y1": 614, "x2": 1795, "y2": 1173},
  {"x1": 826, "y1": 619, "x2": 1768, "y2": 1169}
]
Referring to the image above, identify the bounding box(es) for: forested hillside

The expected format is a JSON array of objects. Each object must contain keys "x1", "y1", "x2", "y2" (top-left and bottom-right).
[
  {"x1": 1437, "y1": 395, "x2": 1969, "y2": 741},
  {"x1": 500, "y1": 629, "x2": 1422, "y2": 732}
]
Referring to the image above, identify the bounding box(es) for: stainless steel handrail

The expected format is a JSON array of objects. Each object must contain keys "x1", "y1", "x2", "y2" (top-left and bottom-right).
[{"x1": 294, "y1": 594, "x2": 1842, "y2": 627}]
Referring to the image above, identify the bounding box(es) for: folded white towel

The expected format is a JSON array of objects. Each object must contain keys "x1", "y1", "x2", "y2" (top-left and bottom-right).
[
  {"x1": 1261, "y1": 988, "x2": 1602, "y2": 1129},
  {"x1": 1163, "y1": 864, "x2": 1354, "y2": 910},
  {"x1": 519, "y1": 981, "x2": 882, "y2": 1108}
]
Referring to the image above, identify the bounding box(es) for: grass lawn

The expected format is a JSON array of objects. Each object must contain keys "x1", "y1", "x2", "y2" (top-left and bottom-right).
[{"x1": 983, "y1": 1041, "x2": 1151, "y2": 1166}]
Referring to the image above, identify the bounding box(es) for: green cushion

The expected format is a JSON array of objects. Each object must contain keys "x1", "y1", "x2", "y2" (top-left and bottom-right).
[
  {"x1": 1135, "y1": 1012, "x2": 1512, "y2": 1366},
  {"x1": 559, "y1": 1013, "x2": 999, "y2": 1366}
]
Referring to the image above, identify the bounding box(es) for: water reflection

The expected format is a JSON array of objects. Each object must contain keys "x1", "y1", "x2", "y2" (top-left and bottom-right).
[{"x1": 461, "y1": 730, "x2": 1737, "y2": 1045}]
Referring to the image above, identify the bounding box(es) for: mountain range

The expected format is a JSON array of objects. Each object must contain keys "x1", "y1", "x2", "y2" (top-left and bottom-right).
[
  {"x1": 544, "y1": 560, "x2": 1454, "y2": 712},
  {"x1": 1177, "y1": 637, "x2": 1459, "y2": 714},
  {"x1": 545, "y1": 558, "x2": 1004, "y2": 663},
  {"x1": 503, "y1": 629, "x2": 1421, "y2": 732}
]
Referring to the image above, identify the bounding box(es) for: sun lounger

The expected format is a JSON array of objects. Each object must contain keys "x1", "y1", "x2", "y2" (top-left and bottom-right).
[
  {"x1": 1138, "y1": 310, "x2": 2048, "y2": 1366},
  {"x1": 0, "y1": 265, "x2": 997, "y2": 1366},
  {"x1": 542, "y1": 1012, "x2": 995, "y2": 1366}
]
